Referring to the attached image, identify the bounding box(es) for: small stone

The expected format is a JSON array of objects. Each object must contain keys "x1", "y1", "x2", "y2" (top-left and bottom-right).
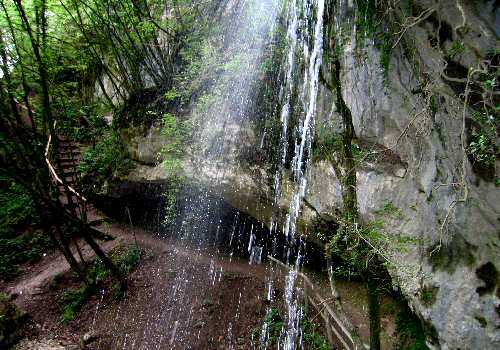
[
  {"x1": 193, "y1": 320, "x2": 205, "y2": 329},
  {"x1": 394, "y1": 167, "x2": 407, "y2": 178},
  {"x1": 64, "y1": 345, "x2": 80, "y2": 350},
  {"x1": 82, "y1": 332, "x2": 98, "y2": 344}
]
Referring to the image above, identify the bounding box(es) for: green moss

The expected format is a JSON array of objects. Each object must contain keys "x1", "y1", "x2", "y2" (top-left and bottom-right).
[
  {"x1": 395, "y1": 303, "x2": 431, "y2": 350},
  {"x1": 420, "y1": 285, "x2": 439, "y2": 307},
  {"x1": 60, "y1": 246, "x2": 143, "y2": 322},
  {"x1": 374, "y1": 201, "x2": 404, "y2": 220},
  {"x1": 355, "y1": 0, "x2": 394, "y2": 81},
  {"x1": 378, "y1": 30, "x2": 394, "y2": 82}
]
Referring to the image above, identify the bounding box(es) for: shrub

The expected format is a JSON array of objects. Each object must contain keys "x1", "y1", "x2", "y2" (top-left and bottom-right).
[
  {"x1": 118, "y1": 247, "x2": 142, "y2": 274},
  {"x1": 78, "y1": 131, "x2": 133, "y2": 192},
  {"x1": 61, "y1": 285, "x2": 94, "y2": 323},
  {"x1": 59, "y1": 246, "x2": 142, "y2": 322},
  {"x1": 0, "y1": 232, "x2": 54, "y2": 281},
  {"x1": 0, "y1": 179, "x2": 38, "y2": 238},
  {"x1": 0, "y1": 293, "x2": 27, "y2": 348}
]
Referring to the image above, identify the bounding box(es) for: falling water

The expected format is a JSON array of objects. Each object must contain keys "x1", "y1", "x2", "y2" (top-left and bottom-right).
[
  {"x1": 92, "y1": 0, "x2": 329, "y2": 347},
  {"x1": 266, "y1": 0, "x2": 326, "y2": 348}
]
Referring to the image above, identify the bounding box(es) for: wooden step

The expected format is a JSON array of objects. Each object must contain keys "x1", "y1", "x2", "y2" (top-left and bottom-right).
[
  {"x1": 58, "y1": 144, "x2": 79, "y2": 151},
  {"x1": 64, "y1": 176, "x2": 75, "y2": 183},
  {"x1": 62, "y1": 168, "x2": 75, "y2": 175},
  {"x1": 59, "y1": 149, "x2": 80, "y2": 156},
  {"x1": 58, "y1": 140, "x2": 79, "y2": 146},
  {"x1": 59, "y1": 194, "x2": 78, "y2": 203},
  {"x1": 60, "y1": 161, "x2": 76, "y2": 169},
  {"x1": 59, "y1": 154, "x2": 82, "y2": 162}
]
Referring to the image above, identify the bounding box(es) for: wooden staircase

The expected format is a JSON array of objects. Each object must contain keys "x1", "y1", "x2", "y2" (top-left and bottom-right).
[
  {"x1": 55, "y1": 136, "x2": 106, "y2": 226},
  {"x1": 56, "y1": 137, "x2": 82, "y2": 213}
]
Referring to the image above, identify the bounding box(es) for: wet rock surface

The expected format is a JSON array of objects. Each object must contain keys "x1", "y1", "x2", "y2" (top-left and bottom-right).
[{"x1": 98, "y1": 0, "x2": 499, "y2": 348}]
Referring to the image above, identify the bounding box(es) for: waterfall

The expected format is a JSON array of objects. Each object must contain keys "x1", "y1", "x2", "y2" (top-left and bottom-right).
[
  {"x1": 106, "y1": 0, "x2": 328, "y2": 347},
  {"x1": 267, "y1": 0, "x2": 326, "y2": 348}
]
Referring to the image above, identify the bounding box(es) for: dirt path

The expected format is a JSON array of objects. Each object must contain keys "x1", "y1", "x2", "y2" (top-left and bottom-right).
[
  {"x1": 3, "y1": 238, "x2": 120, "y2": 310},
  {"x1": 3, "y1": 222, "x2": 287, "y2": 349},
  {"x1": 3, "y1": 219, "x2": 399, "y2": 350}
]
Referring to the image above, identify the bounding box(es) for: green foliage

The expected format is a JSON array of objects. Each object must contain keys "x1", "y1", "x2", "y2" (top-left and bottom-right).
[
  {"x1": 302, "y1": 312, "x2": 330, "y2": 350},
  {"x1": 158, "y1": 112, "x2": 190, "y2": 226},
  {"x1": 162, "y1": 187, "x2": 179, "y2": 226},
  {"x1": 378, "y1": 30, "x2": 394, "y2": 81},
  {"x1": 419, "y1": 286, "x2": 438, "y2": 307},
  {"x1": 160, "y1": 112, "x2": 190, "y2": 173},
  {"x1": 174, "y1": 27, "x2": 219, "y2": 103},
  {"x1": 0, "y1": 180, "x2": 37, "y2": 238},
  {"x1": 164, "y1": 89, "x2": 181, "y2": 103},
  {"x1": 78, "y1": 131, "x2": 133, "y2": 192},
  {"x1": 395, "y1": 304, "x2": 430, "y2": 350},
  {"x1": 117, "y1": 247, "x2": 142, "y2": 275},
  {"x1": 90, "y1": 246, "x2": 143, "y2": 281},
  {"x1": 468, "y1": 108, "x2": 498, "y2": 172},
  {"x1": 448, "y1": 41, "x2": 465, "y2": 59},
  {"x1": 261, "y1": 307, "x2": 284, "y2": 346},
  {"x1": 60, "y1": 246, "x2": 142, "y2": 322},
  {"x1": 258, "y1": 306, "x2": 330, "y2": 349},
  {"x1": 61, "y1": 285, "x2": 94, "y2": 323},
  {"x1": 0, "y1": 292, "x2": 27, "y2": 348},
  {"x1": 468, "y1": 133, "x2": 497, "y2": 169},
  {"x1": 57, "y1": 105, "x2": 109, "y2": 142},
  {"x1": 351, "y1": 142, "x2": 378, "y2": 163},
  {"x1": 0, "y1": 232, "x2": 54, "y2": 281},
  {"x1": 330, "y1": 222, "x2": 380, "y2": 273},
  {"x1": 330, "y1": 264, "x2": 361, "y2": 280},
  {"x1": 314, "y1": 127, "x2": 342, "y2": 162}
]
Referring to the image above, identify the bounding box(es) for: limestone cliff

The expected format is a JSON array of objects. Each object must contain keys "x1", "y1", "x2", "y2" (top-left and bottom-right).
[{"x1": 103, "y1": 0, "x2": 499, "y2": 348}]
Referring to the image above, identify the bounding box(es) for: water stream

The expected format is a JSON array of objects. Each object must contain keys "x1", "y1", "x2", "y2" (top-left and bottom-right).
[
  {"x1": 93, "y1": 0, "x2": 329, "y2": 347},
  {"x1": 266, "y1": 0, "x2": 326, "y2": 348}
]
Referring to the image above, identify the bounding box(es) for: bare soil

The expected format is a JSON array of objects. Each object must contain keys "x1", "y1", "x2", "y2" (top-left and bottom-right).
[
  {"x1": 2, "y1": 223, "x2": 286, "y2": 349},
  {"x1": 2, "y1": 220, "x2": 398, "y2": 350}
]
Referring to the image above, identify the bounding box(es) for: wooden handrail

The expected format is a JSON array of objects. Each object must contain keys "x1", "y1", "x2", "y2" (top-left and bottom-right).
[
  {"x1": 268, "y1": 256, "x2": 360, "y2": 350},
  {"x1": 45, "y1": 122, "x2": 87, "y2": 202}
]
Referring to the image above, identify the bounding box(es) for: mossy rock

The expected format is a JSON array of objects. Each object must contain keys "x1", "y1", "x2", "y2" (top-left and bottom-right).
[{"x1": 0, "y1": 293, "x2": 28, "y2": 348}]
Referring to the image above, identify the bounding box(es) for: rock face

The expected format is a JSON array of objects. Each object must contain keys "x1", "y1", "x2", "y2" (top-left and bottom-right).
[
  {"x1": 110, "y1": 0, "x2": 499, "y2": 348},
  {"x1": 311, "y1": 0, "x2": 499, "y2": 348}
]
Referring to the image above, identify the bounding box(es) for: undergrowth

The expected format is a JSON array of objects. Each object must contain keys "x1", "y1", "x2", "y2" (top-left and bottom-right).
[
  {"x1": 78, "y1": 131, "x2": 134, "y2": 193},
  {"x1": 0, "y1": 179, "x2": 54, "y2": 281},
  {"x1": 256, "y1": 306, "x2": 330, "y2": 349},
  {"x1": 395, "y1": 303, "x2": 430, "y2": 350},
  {"x1": 60, "y1": 246, "x2": 142, "y2": 323}
]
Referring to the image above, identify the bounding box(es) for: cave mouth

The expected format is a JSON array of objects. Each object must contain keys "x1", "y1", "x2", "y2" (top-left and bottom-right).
[{"x1": 92, "y1": 182, "x2": 328, "y2": 271}]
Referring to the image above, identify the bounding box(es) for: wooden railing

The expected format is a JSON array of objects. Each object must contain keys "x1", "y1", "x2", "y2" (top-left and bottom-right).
[{"x1": 268, "y1": 256, "x2": 361, "y2": 350}]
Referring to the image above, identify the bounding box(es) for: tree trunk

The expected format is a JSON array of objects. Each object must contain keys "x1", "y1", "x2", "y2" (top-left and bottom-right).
[
  {"x1": 367, "y1": 273, "x2": 381, "y2": 350},
  {"x1": 81, "y1": 227, "x2": 125, "y2": 288},
  {"x1": 332, "y1": 56, "x2": 382, "y2": 350}
]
